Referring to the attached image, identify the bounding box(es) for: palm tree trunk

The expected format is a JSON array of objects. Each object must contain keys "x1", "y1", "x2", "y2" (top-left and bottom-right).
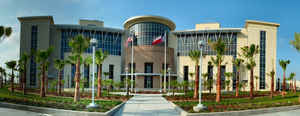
[
  {"x1": 97, "y1": 64, "x2": 102, "y2": 97},
  {"x1": 58, "y1": 70, "x2": 62, "y2": 96},
  {"x1": 74, "y1": 58, "x2": 81, "y2": 102},
  {"x1": 40, "y1": 65, "x2": 45, "y2": 97},
  {"x1": 45, "y1": 73, "x2": 48, "y2": 94},
  {"x1": 271, "y1": 74, "x2": 274, "y2": 98},
  {"x1": 193, "y1": 65, "x2": 199, "y2": 99},
  {"x1": 294, "y1": 80, "x2": 297, "y2": 93},
  {"x1": 290, "y1": 81, "x2": 292, "y2": 92},
  {"x1": 19, "y1": 71, "x2": 22, "y2": 89},
  {"x1": 283, "y1": 71, "x2": 286, "y2": 92},
  {"x1": 22, "y1": 68, "x2": 26, "y2": 95},
  {"x1": 236, "y1": 70, "x2": 240, "y2": 97},
  {"x1": 11, "y1": 69, "x2": 14, "y2": 93},
  {"x1": 0, "y1": 74, "x2": 2, "y2": 88},
  {"x1": 216, "y1": 63, "x2": 221, "y2": 102},
  {"x1": 4, "y1": 76, "x2": 6, "y2": 86},
  {"x1": 256, "y1": 79, "x2": 258, "y2": 92},
  {"x1": 250, "y1": 69, "x2": 254, "y2": 99},
  {"x1": 173, "y1": 86, "x2": 175, "y2": 96}
]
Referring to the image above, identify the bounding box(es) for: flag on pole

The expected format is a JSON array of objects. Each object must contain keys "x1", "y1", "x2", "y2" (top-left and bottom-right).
[
  {"x1": 125, "y1": 35, "x2": 135, "y2": 47},
  {"x1": 152, "y1": 34, "x2": 165, "y2": 45}
]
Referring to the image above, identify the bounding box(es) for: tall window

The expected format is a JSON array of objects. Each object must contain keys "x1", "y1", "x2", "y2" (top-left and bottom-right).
[
  {"x1": 183, "y1": 66, "x2": 189, "y2": 81},
  {"x1": 60, "y1": 30, "x2": 122, "y2": 56},
  {"x1": 71, "y1": 64, "x2": 75, "y2": 88},
  {"x1": 259, "y1": 31, "x2": 266, "y2": 89},
  {"x1": 84, "y1": 65, "x2": 89, "y2": 88},
  {"x1": 162, "y1": 63, "x2": 169, "y2": 71},
  {"x1": 208, "y1": 65, "x2": 213, "y2": 79},
  {"x1": 109, "y1": 64, "x2": 114, "y2": 80},
  {"x1": 30, "y1": 26, "x2": 38, "y2": 86},
  {"x1": 128, "y1": 22, "x2": 170, "y2": 46},
  {"x1": 207, "y1": 65, "x2": 213, "y2": 90},
  {"x1": 144, "y1": 63, "x2": 153, "y2": 88},
  {"x1": 221, "y1": 66, "x2": 226, "y2": 89},
  {"x1": 128, "y1": 63, "x2": 136, "y2": 73},
  {"x1": 176, "y1": 33, "x2": 237, "y2": 56}
]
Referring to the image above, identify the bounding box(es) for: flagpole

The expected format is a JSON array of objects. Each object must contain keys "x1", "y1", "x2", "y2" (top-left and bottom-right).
[
  {"x1": 131, "y1": 33, "x2": 134, "y2": 93},
  {"x1": 164, "y1": 31, "x2": 167, "y2": 93}
]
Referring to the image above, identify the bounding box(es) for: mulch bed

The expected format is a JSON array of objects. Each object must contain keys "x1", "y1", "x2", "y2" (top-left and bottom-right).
[
  {"x1": 14, "y1": 87, "x2": 131, "y2": 101},
  {"x1": 165, "y1": 92, "x2": 282, "y2": 102}
]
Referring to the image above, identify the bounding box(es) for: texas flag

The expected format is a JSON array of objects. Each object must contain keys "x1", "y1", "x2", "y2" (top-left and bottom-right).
[
  {"x1": 125, "y1": 35, "x2": 135, "y2": 47},
  {"x1": 152, "y1": 34, "x2": 165, "y2": 45}
]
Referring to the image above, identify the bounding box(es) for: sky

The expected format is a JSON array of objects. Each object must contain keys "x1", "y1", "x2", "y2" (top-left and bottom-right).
[{"x1": 0, "y1": 0, "x2": 300, "y2": 79}]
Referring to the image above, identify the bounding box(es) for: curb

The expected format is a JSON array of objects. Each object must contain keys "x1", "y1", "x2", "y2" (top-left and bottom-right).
[
  {"x1": 162, "y1": 96, "x2": 187, "y2": 116},
  {"x1": 166, "y1": 99, "x2": 300, "y2": 116},
  {"x1": 0, "y1": 102, "x2": 125, "y2": 116}
]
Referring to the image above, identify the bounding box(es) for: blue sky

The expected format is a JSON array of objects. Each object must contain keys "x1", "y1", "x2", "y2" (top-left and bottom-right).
[{"x1": 0, "y1": 0, "x2": 300, "y2": 79}]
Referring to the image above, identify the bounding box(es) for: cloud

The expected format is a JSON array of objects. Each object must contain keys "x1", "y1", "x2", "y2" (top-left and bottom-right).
[{"x1": 0, "y1": 32, "x2": 20, "y2": 70}]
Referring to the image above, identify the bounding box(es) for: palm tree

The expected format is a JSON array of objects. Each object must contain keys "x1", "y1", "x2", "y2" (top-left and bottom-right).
[
  {"x1": 54, "y1": 59, "x2": 66, "y2": 96},
  {"x1": 188, "y1": 50, "x2": 201, "y2": 99},
  {"x1": 95, "y1": 49, "x2": 108, "y2": 97},
  {"x1": 224, "y1": 72, "x2": 232, "y2": 92},
  {"x1": 288, "y1": 72, "x2": 295, "y2": 92},
  {"x1": 189, "y1": 72, "x2": 195, "y2": 91},
  {"x1": 104, "y1": 72, "x2": 109, "y2": 80},
  {"x1": 208, "y1": 39, "x2": 226, "y2": 102},
  {"x1": 0, "y1": 67, "x2": 5, "y2": 88},
  {"x1": 68, "y1": 34, "x2": 90, "y2": 102},
  {"x1": 20, "y1": 53, "x2": 29, "y2": 95},
  {"x1": 290, "y1": 32, "x2": 300, "y2": 52},
  {"x1": 0, "y1": 26, "x2": 12, "y2": 42},
  {"x1": 66, "y1": 55, "x2": 80, "y2": 89},
  {"x1": 294, "y1": 77, "x2": 297, "y2": 93},
  {"x1": 254, "y1": 76, "x2": 259, "y2": 92},
  {"x1": 17, "y1": 59, "x2": 24, "y2": 88},
  {"x1": 3, "y1": 71, "x2": 7, "y2": 86},
  {"x1": 34, "y1": 47, "x2": 53, "y2": 97},
  {"x1": 170, "y1": 80, "x2": 178, "y2": 96},
  {"x1": 83, "y1": 56, "x2": 92, "y2": 89},
  {"x1": 240, "y1": 44, "x2": 259, "y2": 99},
  {"x1": 202, "y1": 73, "x2": 209, "y2": 91},
  {"x1": 5, "y1": 60, "x2": 17, "y2": 93},
  {"x1": 232, "y1": 58, "x2": 244, "y2": 97},
  {"x1": 279, "y1": 59, "x2": 290, "y2": 93},
  {"x1": 267, "y1": 69, "x2": 275, "y2": 98}
]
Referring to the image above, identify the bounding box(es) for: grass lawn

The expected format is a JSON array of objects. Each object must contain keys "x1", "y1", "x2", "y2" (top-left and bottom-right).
[
  {"x1": 0, "y1": 88, "x2": 123, "y2": 112},
  {"x1": 171, "y1": 91, "x2": 300, "y2": 113}
]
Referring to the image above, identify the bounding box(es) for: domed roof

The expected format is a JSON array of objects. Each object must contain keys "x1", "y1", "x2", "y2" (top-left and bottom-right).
[{"x1": 123, "y1": 15, "x2": 176, "y2": 31}]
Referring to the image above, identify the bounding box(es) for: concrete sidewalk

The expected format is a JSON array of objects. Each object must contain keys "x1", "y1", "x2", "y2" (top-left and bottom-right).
[
  {"x1": 113, "y1": 94, "x2": 180, "y2": 116},
  {"x1": 254, "y1": 109, "x2": 300, "y2": 116}
]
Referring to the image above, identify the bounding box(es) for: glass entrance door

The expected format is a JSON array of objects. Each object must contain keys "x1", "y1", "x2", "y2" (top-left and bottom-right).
[
  {"x1": 145, "y1": 76, "x2": 153, "y2": 88},
  {"x1": 144, "y1": 63, "x2": 153, "y2": 88}
]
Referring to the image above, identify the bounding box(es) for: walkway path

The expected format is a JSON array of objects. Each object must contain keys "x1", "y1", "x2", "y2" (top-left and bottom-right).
[
  {"x1": 254, "y1": 109, "x2": 300, "y2": 116},
  {"x1": 0, "y1": 107, "x2": 51, "y2": 116},
  {"x1": 113, "y1": 94, "x2": 180, "y2": 116}
]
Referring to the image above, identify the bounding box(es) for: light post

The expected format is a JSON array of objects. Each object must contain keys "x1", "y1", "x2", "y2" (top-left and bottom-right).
[
  {"x1": 193, "y1": 40, "x2": 206, "y2": 111},
  {"x1": 125, "y1": 67, "x2": 129, "y2": 96},
  {"x1": 168, "y1": 67, "x2": 171, "y2": 94},
  {"x1": 87, "y1": 38, "x2": 98, "y2": 108}
]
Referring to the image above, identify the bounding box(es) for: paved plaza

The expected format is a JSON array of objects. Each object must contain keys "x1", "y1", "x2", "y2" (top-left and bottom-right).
[
  {"x1": 114, "y1": 94, "x2": 180, "y2": 116},
  {"x1": 0, "y1": 107, "x2": 51, "y2": 116},
  {"x1": 254, "y1": 109, "x2": 300, "y2": 116}
]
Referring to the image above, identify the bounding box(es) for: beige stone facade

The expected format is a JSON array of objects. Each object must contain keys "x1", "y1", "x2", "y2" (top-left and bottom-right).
[{"x1": 18, "y1": 15, "x2": 279, "y2": 92}]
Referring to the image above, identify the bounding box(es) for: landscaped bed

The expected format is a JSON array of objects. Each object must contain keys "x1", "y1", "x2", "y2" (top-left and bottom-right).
[
  {"x1": 164, "y1": 91, "x2": 281, "y2": 101},
  {"x1": 166, "y1": 91, "x2": 300, "y2": 113},
  {"x1": 17, "y1": 88, "x2": 132, "y2": 101},
  {"x1": 0, "y1": 88, "x2": 123, "y2": 112}
]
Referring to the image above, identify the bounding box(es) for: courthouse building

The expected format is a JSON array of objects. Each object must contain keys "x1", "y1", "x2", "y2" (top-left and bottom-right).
[{"x1": 18, "y1": 15, "x2": 279, "y2": 92}]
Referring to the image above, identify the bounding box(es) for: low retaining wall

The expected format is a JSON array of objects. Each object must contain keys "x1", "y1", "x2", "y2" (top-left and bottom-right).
[
  {"x1": 0, "y1": 102, "x2": 125, "y2": 116},
  {"x1": 165, "y1": 98, "x2": 300, "y2": 116}
]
